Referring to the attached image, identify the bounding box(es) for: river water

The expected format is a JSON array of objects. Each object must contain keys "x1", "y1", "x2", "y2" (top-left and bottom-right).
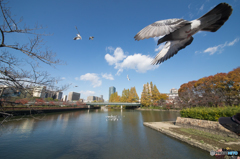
[{"x1": 0, "y1": 109, "x2": 212, "y2": 159}]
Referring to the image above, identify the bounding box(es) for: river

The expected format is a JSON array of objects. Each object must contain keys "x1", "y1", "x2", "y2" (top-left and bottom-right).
[{"x1": 0, "y1": 109, "x2": 212, "y2": 159}]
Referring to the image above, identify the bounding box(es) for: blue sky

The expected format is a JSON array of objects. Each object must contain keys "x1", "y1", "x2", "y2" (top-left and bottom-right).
[{"x1": 7, "y1": 0, "x2": 240, "y2": 101}]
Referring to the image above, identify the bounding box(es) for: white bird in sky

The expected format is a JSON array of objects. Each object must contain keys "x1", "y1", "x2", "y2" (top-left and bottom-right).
[
  {"x1": 73, "y1": 26, "x2": 82, "y2": 40},
  {"x1": 127, "y1": 75, "x2": 130, "y2": 81},
  {"x1": 89, "y1": 36, "x2": 94, "y2": 40},
  {"x1": 134, "y1": 3, "x2": 233, "y2": 65}
]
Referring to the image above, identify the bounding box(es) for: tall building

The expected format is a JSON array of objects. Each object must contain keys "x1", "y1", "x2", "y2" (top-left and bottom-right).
[
  {"x1": 63, "y1": 95, "x2": 67, "y2": 101},
  {"x1": 109, "y1": 86, "x2": 116, "y2": 100},
  {"x1": 68, "y1": 92, "x2": 80, "y2": 101},
  {"x1": 56, "y1": 92, "x2": 63, "y2": 100}
]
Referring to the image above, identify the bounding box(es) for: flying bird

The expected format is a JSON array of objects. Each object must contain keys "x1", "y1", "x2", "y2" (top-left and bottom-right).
[
  {"x1": 74, "y1": 86, "x2": 78, "y2": 87},
  {"x1": 73, "y1": 26, "x2": 82, "y2": 40},
  {"x1": 89, "y1": 36, "x2": 94, "y2": 40},
  {"x1": 134, "y1": 3, "x2": 233, "y2": 65},
  {"x1": 127, "y1": 75, "x2": 130, "y2": 81}
]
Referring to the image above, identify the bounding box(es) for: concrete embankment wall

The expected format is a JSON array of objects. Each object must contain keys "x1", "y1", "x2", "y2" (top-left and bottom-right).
[
  {"x1": 176, "y1": 117, "x2": 239, "y2": 139},
  {"x1": 1, "y1": 107, "x2": 100, "y2": 117}
]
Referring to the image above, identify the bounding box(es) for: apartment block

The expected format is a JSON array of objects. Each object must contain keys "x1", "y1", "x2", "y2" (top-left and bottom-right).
[{"x1": 68, "y1": 92, "x2": 80, "y2": 101}]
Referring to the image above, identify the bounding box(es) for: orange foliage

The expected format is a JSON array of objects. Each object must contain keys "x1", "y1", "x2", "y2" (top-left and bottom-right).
[{"x1": 179, "y1": 67, "x2": 240, "y2": 107}]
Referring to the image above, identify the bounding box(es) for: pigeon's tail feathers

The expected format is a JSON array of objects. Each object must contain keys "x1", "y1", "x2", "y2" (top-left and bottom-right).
[{"x1": 198, "y1": 3, "x2": 232, "y2": 32}]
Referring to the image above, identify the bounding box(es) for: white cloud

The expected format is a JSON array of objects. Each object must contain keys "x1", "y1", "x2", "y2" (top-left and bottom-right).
[
  {"x1": 61, "y1": 77, "x2": 66, "y2": 80},
  {"x1": 114, "y1": 53, "x2": 159, "y2": 74},
  {"x1": 227, "y1": 38, "x2": 239, "y2": 46},
  {"x1": 105, "y1": 47, "x2": 159, "y2": 75},
  {"x1": 80, "y1": 90, "x2": 95, "y2": 96},
  {"x1": 101, "y1": 73, "x2": 114, "y2": 80},
  {"x1": 203, "y1": 38, "x2": 239, "y2": 55},
  {"x1": 105, "y1": 47, "x2": 126, "y2": 65},
  {"x1": 105, "y1": 46, "x2": 115, "y2": 53},
  {"x1": 75, "y1": 77, "x2": 79, "y2": 80},
  {"x1": 80, "y1": 73, "x2": 102, "y2": 88}
]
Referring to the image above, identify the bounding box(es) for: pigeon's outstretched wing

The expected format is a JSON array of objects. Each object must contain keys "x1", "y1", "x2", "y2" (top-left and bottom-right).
[
  {"x1": 75, "y1": 26, "x2": 80, "y2": 34},
  {"x1": 151, "y1": 37, "x2": 194, "y2": 65},
  {"x1": 74, "y1": 26, "x2": 82, "y2": 40},
  {"x1": 127, "y1": 75, "x2": 130, "y2": 81},
  {"x1": 134, "y1": 19, "x2": 190, "y2": 41}
]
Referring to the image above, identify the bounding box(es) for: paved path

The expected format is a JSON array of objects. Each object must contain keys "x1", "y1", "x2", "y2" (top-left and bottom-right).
[{"x1": 143, "y1": 121, "x2": 220, "y2": 152}]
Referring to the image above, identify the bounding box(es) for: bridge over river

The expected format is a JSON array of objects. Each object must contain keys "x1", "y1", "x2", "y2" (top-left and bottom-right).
[{"x1": 85, "y1": 102, "x2": 141, "y2": 107}]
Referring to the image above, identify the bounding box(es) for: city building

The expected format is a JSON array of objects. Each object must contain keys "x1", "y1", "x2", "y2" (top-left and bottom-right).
[
  {"x1": 87, "y1": 95, "x2": 104, "y2": 102},
  {"x1": 45, "y1": 90, "x2": 57, "y2": 99},
  {"x1": 56, "y1": 92, "x2": 63, "y2": 100},
  {"x1": 0, "y1": 85, "x2": 21, "y2": 97},
  {"x1": 68, "y1": 92, "x2": 80, "y2": 101},
  {"x1": 63, "y1": 95, "x2": 67, "y2": 102},
  {"x1": 33, "y1": 86, "x2": 46, "y2": 98},
  {"x1": 165, "y1": 88, "x2": 179, "y2": 103},
  {"x1": 109, "y1": 86, "x2": 116, "y2": 100}
]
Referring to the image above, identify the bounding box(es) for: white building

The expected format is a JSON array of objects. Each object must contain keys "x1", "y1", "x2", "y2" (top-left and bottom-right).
[
  {"x1": 63, "y1": 95, "x2": 67, "y2": 101},
  {"x1": 33, "y1": 86, "x2": 46, "y2": 98}
]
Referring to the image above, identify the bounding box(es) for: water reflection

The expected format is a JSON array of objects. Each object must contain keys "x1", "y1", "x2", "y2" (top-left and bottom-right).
[{"x1": 0, "y1": 109, "x2": 212, "y2": 159}]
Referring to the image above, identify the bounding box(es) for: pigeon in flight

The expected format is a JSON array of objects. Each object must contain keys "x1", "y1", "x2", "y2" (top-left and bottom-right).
[
  {"x1": 89, "y1": 36, "x2": 94, "y2": 40},
  {"x1": 134, "y1": 3, "x2": 232, "y2": 65},
  {"x1": 127, "y1": 75, "x2": 130, "y2": 81},
  {"x1": 73, "y1": 26, "x2": 82, "y2": 40}
]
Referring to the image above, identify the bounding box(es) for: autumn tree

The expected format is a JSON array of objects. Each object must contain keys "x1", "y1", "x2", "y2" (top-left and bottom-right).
[
  {"x1": 120, "y1": 88, "x2": 129, "y2": 102},
  {"x1": 178, "y1": 67, "x2": 240, "y2": 107},
  {"x1": 128, "y1": 87, "x2": 139, "y2": 103},
  {"x1": 141, "y1": 84, "x2": 151, "y2": 107},
  {"x1": 109, "y1": 92, "x2": 120, "y2": 102},
  {"x1": 0, "y1": 0, "x2": 69, "y2": 115},
  {"x1": 151, "y1": 84, "x2": 161, "y2": 104}
]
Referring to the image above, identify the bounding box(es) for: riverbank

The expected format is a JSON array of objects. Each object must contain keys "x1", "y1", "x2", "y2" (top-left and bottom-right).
[
  {"x1": 144, "y1": 121, "x2": 240, "y2": 154},
  {"x1": 136, "y1": 108, "x2": 180, "y2": 111},
  {"x1": 0, "y1": 106, "x2": 100, "y2": 117}
]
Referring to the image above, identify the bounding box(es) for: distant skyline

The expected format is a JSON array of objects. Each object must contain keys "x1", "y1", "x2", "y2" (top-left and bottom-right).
[{"x1": 8, "y1": 0, "x2": 240, "y2": 101}]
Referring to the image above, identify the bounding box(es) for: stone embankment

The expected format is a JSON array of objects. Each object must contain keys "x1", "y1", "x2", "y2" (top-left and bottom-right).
[
  {"x1": 144, "y1": 117, "x2": 240, "y2": 153},
  {"x1": 136, "y1": 108, "x2": 180, "y2": 111}
]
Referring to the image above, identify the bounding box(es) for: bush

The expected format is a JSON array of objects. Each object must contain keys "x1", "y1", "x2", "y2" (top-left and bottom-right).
[{"x1": 180, "y1": 106, "x2": 240, "y2": 121}]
